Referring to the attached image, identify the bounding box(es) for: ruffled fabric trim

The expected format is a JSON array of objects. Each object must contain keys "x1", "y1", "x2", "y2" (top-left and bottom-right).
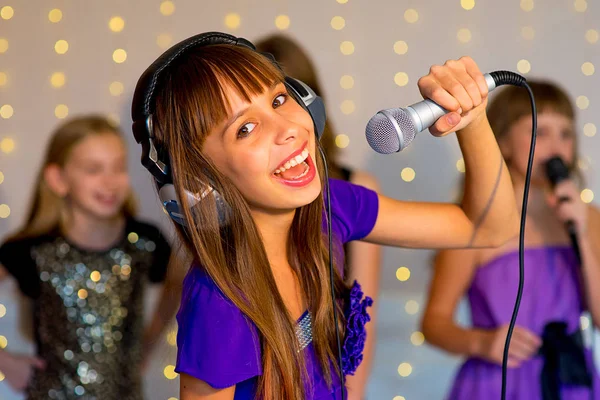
[{"x1": 342, "y1": 280, "x2": 373, "y2": 376}]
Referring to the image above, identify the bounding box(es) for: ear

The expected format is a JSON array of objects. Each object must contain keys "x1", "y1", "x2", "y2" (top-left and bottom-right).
[{"x1": 44, "y1": 164, "x2": 69, "y2": 197}]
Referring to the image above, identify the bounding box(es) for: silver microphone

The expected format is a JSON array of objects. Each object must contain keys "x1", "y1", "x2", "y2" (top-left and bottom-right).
[{"x1": 366, "y1": 73, "x2": 498, "y2": 154}]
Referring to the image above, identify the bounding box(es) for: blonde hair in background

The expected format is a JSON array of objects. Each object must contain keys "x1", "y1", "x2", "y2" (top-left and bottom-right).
[{"x1": 9, "y1": 115, "x2": 137, "y2": 242}]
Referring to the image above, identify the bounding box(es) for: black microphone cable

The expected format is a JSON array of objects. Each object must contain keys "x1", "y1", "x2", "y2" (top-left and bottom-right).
[{"x1": 496, "y1": 76, "x2": 537, "y2": 400}]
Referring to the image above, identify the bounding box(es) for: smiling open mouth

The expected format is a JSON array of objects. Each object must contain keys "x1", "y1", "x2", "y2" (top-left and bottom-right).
[{"x1": 272, "y1": 147, "x2": 316, "y2": 187}]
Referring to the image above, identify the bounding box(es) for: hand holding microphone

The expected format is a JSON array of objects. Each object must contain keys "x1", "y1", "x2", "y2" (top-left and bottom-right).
[
  {"x1": 545, "y1": 156, "x2": 587, "y2": 265},
  {"x1": 366, "y1": 57, "x2": 525, "y2": 154}
]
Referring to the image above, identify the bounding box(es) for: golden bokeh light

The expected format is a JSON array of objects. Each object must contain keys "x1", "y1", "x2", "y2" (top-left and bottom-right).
[
  {"x1": 78, "y1": 289, "x2": 88, "y2": 299},
  {"x1": 50, "y1": 72, "x2": 66, "y2": 88},
  {"x1": 0, "y1": 104, "x2": 14, "y2": 119},
  {"x1": 164, "y1": 365, "x2": 178, "y2": 380},
  {"x1": 394, "y1": 40, "x2": 408, "y2": 55},
  {"x1": 340, "y1": 75, "x2": 354, "y2": 89},
  {"x1": 582, "y1": 62, "x2": 595, "y2": 76},
  {"x1": 404, "y1": 9, "x2": 419, "y2": 23},
  {"x1": 0, "y1": 304, "x2": 6, "y2": 318},
  {"x1": 109, "y1": 16, "x2": 125, "y2": 32},
  {"x1": 109, "y1": 81, "x2": 124, "y2": 96},
  {"x1": 160, "y1": 1, "x2": 175, "y2": 16},
  {"x1": 1, "y1": 6, "x2": 14, "y2": 20},
  {"x1": 394, "y1": 72, "x2": 409, "y2": 87},
  {"x1": 0, "y1": 204, "x2": 10, "y2": 218},
  {"x1": 90, "y1": 271, "x2": 101, "y2": 282},
  {"x1": 0, "y1": 72, "x2": 6, "y2": 86},
  {"x1": 0, "y1": 335, "x2": 7, "y2": 348},
  {"x1": 167, "y1": 331, "x2": 177, "y2": 346},
  {"x1": 583, "y1": 123, "x2": 596, "y2": 137},
  {"x1": 521, "y1": 26, "x2": 535, "y2": 40},
  {"x1": 393, "y1": 397, "x2": 406, "y2": 400},
  {"x1": 337, "y1": 0, "x2": 349, "y2": 3},
  {"x1": 275, "y1": 15, "x2": 290, "y2": 30},
  {"x1": 335, "y1": 134, "x2": 350, "y2": 148},
  {"x1": 113, "y1": 49, "x2": 127, "y2": 63},
  {"x1": 157, "y1": 34, "x2": 173, "y2": 49},
  {"x1": 517, "y1": 59, "x2": 531, "y2": 74},
  {"x1": 576, "y1": 95, "x2": 590, "y2": 109},
  {"x1": 224, "y1": 13, "x2": 241, "y2": 30},
  {"x1": 340, "y1": 41, "x2": 355, "y2": 55},
  {"x1": 586, "y1": 29, "x2": 599, "y2": 44},
  {"x1": 401, "y1": 167, "x2": 415, "y2": 182},
  {"x1": 398, "y1": 362, "x2": 413, "y2": 377},
  {"x1": 331, "y1": 16, "x2": 345, "y2": 30},
  {"x1": 405, "y1": 300, "x2": 419, "y2": 314},
  {"x1": 520, "y1": 0, "x2": 534, "y2": 11},
  {"x1": 461, "y1": 0, "x2": 475, "y2": 10},
  {"x1": 0, "y1": 371, "x2": 4, "y2": 382},
  {"x1": 0, "y1": 38, "x2": 8, "y2": 53},
  {"x1": 457, "y1": 28, "x2": 472, "y2": 43},
  {"x1": 396, "y1": 266, "x2": 410, "y2": 281},
  {"x1": 128, "y1": 232, "x2": 139, "y2": 243},
  {"x1": 49, "y1": 9, "x2": 62, "y2": 23},
  {"x1": 456, "y1": 158, "x2": 466, "y2": 172},
  {"x1": 55, "y1": 104, "x2": 69, "y2": 119},
  {"x1": 0, "y1": 171, "x2": 4, "y2": 184},
  {"x1": 574, "y1": 0, "x2": 587, "y2": 12},
  {"x1": 411, "y1": 331, "x2": 425, "y2": 346},
  {"x1": 581, "y1": 189, "x2": 594, "y2": 203},
  {"x1": 55, "y1": 40, "x2": 69, "y2": 54},
  {"x1": 340, "y1": 100, "x2": 355, "y2": 115},
  {"x1": 0, "y1": 138, "x2": 14, "y2": 154}
]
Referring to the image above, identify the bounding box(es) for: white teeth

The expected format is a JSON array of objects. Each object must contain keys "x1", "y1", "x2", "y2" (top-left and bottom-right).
[{"x1": 274, "y1": 148, "x2": 311, "y2": 174}]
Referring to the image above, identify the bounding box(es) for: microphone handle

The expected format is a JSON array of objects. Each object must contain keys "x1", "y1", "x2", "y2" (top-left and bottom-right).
[
  {"x1": 405, "y1": 73, "x2": 497, "y2": 132},
  {"x1": 566, "y1": 220, "x2": 582, "y2": 266}
]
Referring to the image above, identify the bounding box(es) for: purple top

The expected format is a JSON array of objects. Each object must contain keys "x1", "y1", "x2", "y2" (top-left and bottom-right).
[
  {"x1": 175, "y1": 179, "x2": 379, "y2": 399},
  {"x1": 449, "y1": 246, "x2": 600, "y2": 399}
]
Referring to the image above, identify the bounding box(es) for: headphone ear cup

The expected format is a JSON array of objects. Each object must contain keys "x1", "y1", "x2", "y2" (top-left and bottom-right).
[
  {"x1": 284, "y1": 77, "x2": 326, "y2": 140},
  {"x1": 158, "y1": 182, "x2": 231, "y2": 228}
]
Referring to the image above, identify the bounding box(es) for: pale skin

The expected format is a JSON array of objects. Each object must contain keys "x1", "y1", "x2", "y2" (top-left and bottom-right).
[
  {"x1": 180, "y1": 56, "x2": 520, "y2": 399},
  {"x1": 0, "y1": 134, "x2": 184, "y2": 391},
  {"x1": 421, "y1": 110, "x2": 600, "y2": 368}
]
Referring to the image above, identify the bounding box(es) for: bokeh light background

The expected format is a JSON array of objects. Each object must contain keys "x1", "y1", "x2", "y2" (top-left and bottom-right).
[{"x1": 0, "y1": 1, "x2": 598, "y2": 399}]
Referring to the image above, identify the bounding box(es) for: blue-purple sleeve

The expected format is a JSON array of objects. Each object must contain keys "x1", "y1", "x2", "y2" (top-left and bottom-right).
[
  {"x1": 328, "y1": 178, "x2": 379, "y2": 244},
  {"x1": 174, "y1": 266, "x2": 262, "y2": 388}
]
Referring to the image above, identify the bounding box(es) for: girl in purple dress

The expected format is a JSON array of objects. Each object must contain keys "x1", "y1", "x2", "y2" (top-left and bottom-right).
[
  {"x1": 130, "y1": 32, "x2": 520, "y2": 400},
  {"x1": 422, "y1": 81, "x2": 600, "y2": 400}
]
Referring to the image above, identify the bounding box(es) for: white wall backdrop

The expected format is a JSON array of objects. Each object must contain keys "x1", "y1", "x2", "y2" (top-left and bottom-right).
[{"x1": 0, "y1": 0, "x2": 598, "y2": 399}]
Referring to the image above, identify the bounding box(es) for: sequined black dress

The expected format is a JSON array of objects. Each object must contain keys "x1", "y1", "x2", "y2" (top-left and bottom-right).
[{"x1": 0, "y1": 218, "x2": 171, "y2": 400}]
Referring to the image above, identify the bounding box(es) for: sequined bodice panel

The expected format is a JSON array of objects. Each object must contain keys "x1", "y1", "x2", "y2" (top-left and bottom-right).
[{"x1": 27, "y1": 236, "x2": 156, "y2": 400}]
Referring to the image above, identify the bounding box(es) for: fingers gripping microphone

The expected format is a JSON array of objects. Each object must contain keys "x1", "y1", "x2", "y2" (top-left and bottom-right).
[
  {"x1": 545, "y1": 156, "x2": 582, "y2": 266},
  {"x1": 365, "y1": 71, "x2": 525, "y2": 154}
]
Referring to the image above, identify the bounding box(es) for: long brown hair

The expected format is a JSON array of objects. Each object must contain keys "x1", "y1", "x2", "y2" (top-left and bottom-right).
[
  {"x1": 8, "y1": 115, "x2": 137, "y2": 242},
  {"x1": 487, "y1": 79, "x2": 583, "y2": 184},
  {"x1": 255, "y1": 34, "x2": 346, "y2": 180},
  {"x1": 151, "y1": 44, "x2": 346, "y2": 399}
]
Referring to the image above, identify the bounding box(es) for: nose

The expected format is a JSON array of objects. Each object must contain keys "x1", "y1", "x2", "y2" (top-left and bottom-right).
[{"x1": 271, "y1": 113, "x2": 301, "y2": 145}]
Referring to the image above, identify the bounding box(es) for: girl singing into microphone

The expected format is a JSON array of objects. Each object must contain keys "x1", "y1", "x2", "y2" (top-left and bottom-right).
[
  {"x1": 422, "y1": 81, "x2": 600, "y2": 400},
  {"x1": 132, "y1": 32, "x2": 519, "y2": 400}
]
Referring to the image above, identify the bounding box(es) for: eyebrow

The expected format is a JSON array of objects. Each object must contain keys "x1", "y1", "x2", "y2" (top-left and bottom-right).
[{"x1": 221, "y1": 81, "x2": 283, "y2": 134}]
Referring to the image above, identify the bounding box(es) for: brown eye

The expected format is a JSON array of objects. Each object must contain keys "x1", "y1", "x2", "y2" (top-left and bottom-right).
[
  {"x1": 237, "y1": 122, "x2": 257, "y2": 139},
  {"x1": 273, "y1": 94, "x2": 287, "y2": 108}
]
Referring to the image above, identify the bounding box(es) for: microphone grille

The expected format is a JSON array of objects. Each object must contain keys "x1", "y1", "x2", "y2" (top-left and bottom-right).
[{"x1": 365, "y1": 108, "x2": 416, "y2": 154}]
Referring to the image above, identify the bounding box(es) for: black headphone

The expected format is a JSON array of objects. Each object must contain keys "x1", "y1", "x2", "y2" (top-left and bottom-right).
[{"x1": 131, "y1": 31, "x2": 327, "y2": 227}]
